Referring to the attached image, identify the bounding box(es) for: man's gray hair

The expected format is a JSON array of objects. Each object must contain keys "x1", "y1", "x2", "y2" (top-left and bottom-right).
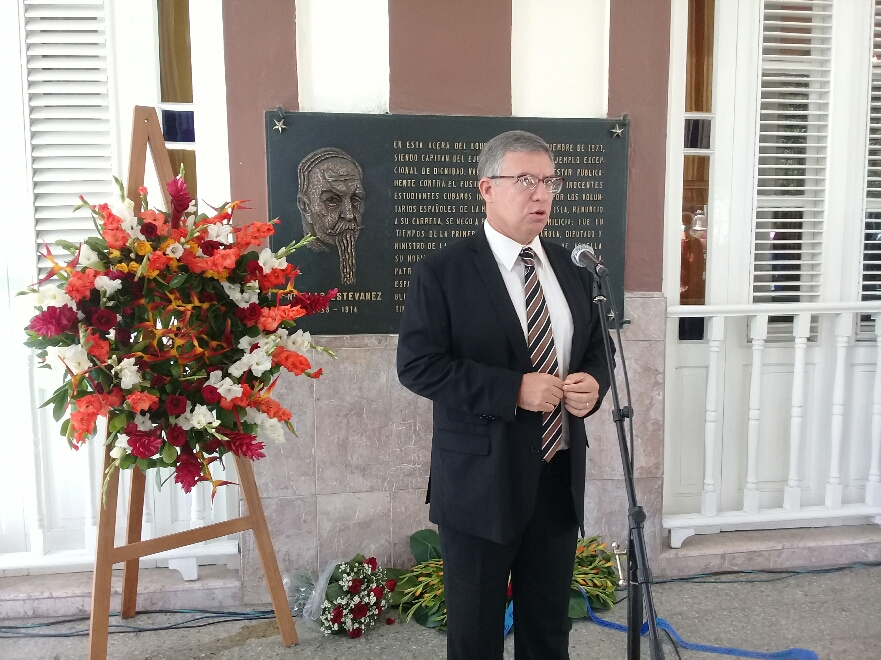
[{"x1": 476, "y1": 130, "x2": 554, "y2": 180}]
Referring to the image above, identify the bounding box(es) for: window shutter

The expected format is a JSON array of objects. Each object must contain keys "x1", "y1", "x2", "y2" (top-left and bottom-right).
[
  {"x1": 751, "y1": 0, "x2": 832, "y2": 304},
  {"x1": 861, "y1": 1, "x2": 881, "y2": 303},
  {"x1": 24, "y1": 0, "x2": 114, "y2": 274}
]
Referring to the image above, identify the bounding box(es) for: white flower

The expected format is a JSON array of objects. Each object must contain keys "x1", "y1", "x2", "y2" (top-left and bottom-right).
[
  {"x1": 110, "y1": 433, "x2": 130, "y2": 459},
  {"x1": 249, "y1": 347, "x2": 273, "y2": 377},
  {"x1": 228, "y1": 354, "x2": 252, "y2": 379},
  {"x1": 165, "y1": 242, "x2": 184, "y2": 259},
  {"x1": 179, "y1": 404, "x2": 217, "y2": 430},
  {"x1": 113, "y1": 198, "x2": 139, "y2": 238},
  {"x1": 204, "y1": 223, "x2": 231, "y2": 244},
  {"x1": 94, "y1": 276, "x2": 122, "y2": 296},
  {"x1": 278, "y1": 329, "x2": 312, "y2": 352},
  {"x1": 216, "y1": 377, "x2": 243, "y2": 401},
  {"x1": 246, "y1": 409, "x2": 285, "y2": 444},
  {"x1": 78, "y1": 243, "x2": 104, "y2": 269},
  {"x1": 238, "y1": 333, "x2": 279, "y2": 353},
  {"x1": 35, "y1": 284, "x2": 74, "y2": 308},
  {"x1": 220, "y1": 281, "x2": 259, "y2": 308},
  {"x1": 257, "y1": 247, "x2": 287, "y2": 274},
  {"x1": 55, "y1": 345, "x2": 90, "y2": 375},
  {"x1": 206, "y1": 370, "x2": 224, "y2": 387},
  {"x1": 133, "y1": 413, "x2": 153, "y2": 431},
  {"x1": 114, "y1": 357, "x2": 142, "y2": 390}
]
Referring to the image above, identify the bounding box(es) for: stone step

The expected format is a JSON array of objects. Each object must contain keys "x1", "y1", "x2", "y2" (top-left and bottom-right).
[
  {"x1": 657, "y1": 523, "x2": 881, "y2": 578},
  {"x1": 0, "y1": 565, "x2": 242, "y2": 619}
]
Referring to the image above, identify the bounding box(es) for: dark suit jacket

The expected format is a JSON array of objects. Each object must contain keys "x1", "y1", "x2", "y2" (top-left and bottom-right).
[{"x1": 396, "y1": 227, "x2": 613, "y2": 545}]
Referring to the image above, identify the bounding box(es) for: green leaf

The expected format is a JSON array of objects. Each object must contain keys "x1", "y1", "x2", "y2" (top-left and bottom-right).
[
  {"x1": 568, "y1": 590, "x2": 588, "y2": 619},
  {"x1": 325, "y1": 582, "x2": 344, "y2": 603},
  {"x1": 52, "y1": 393, "x2": 68, "y2": 422},
  {"x1": 56, "y1": 239, "x2": 81, "y2": 254},
  {"x1": 410, "y1": 529, "x2": 442, "y2": 563},
  {"x1": 109, "y1": 414, "x2": 129, "y2": 434},
  {"x1": 60, "y1": 418, "x2": 70, "y2": 437},
  {"x1": 161, "y1": 443, "x2": 178, "y2": 464},
  {"x1": 119, "y1": 454, "x2": 137, "y2": 470},
  {"x1": 136, "y1": 458, "x2": 151, "y2": 471},
  {"x1": 349, "y1": 553, "x2": 366, "y2": 567},
  {"x1": 84, "y1": 237, "x2": 109, "y2": 254},
  {"x1": 169, "y1": 273, "x2": 187, "y2": 288},
  {"x1": 385, "y1": 567, "x2": 409, "y2": 581},
  {"x1": 217, "y1": 407, "x2": 236, "y2": 430}
]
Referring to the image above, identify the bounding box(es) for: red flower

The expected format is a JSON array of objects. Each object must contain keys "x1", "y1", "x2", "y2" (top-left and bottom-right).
[
  {"x1": 127, "y1": 429, "x2": 162, "y2": 459},
  {"x1": 365, "y1": 557, "x2": 378, "y2": 572},
  {"x1": 348, "y1": 578, "x2": 363, "y2": 594},
  {"x1": 151, "y1": 373, "x2": 170, "y2": 387},
  {"x1": 92, "y1": 309, "x2": 117, "y2": 332},
  {"x1": 165, "y1": 424, "x2": 187, "y2": 447},
  {"x1": 507, "y1": 581, "x2": 513, "y2": 600},
  {"x1": 222, "y1": 430, "x2": 265, "y2": 460},
  {"x1": 235, "y1": 303, "x2": 261, "y2": 326},
  {"x1": 141, "y1": 222, "x2": 158, "y2": 238},
  {"x1": 352, "y1": 603, "x2": 369, "y2": 620},
  {"x1": 292, "y1": 289, "x2": 338, "y2": 315},
  {"x1": 370, "y1": 586, "x2": 384, "y2": 601},
  {"x1": 29, "y1": 305, "x2": 78, "y2": 337},
  {"x1": 115, "y1": 326, "x2": 132, "y2": 345},
  {"x1": 201, "y1": 385, "x2": 221, "y2": 404},
  {"x1": 386, "y1": 617, "x2": 396, "y2": 625},
  {"x1": 165, "y1": 395, "x2": 188, "y2": 416},
  {"x1": 200, "y1": 240, "x2": 222, "y2": 257},
  {"x1": 347, "y1": 627, "x2": 362, "y2": 639},
  {"x1": 330, "y1": 605, "x2": 343, "y2": 625},
  {"x1": 174, "y1": 452, "x2": 203, "y2": 493},
  {"x1": 385, "y1": 579, "x2": 397, "y2": 592},
  {"x1": 166, "y1": 176, "x2": 191, "y2": 229}
]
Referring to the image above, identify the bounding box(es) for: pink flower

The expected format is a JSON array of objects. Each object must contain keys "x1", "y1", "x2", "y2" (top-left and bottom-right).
[
  {"x1": 174, "y1": 452, "x2": 203, "y2": 493},
  {"x1": 29, "y1": 305, "x2": 78, "y2": 337},
  {"x1": 223, "y1": 430, "x2": 265, "y2": 460},
  {"x1": 127, "y1": 429, "x2": 161, "y2": 459},
  {"x1": 166, "y1": 177, "x2": 192, "y2": 229}
]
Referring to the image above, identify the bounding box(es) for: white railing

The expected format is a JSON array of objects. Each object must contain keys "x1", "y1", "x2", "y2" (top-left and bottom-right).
[
  {"x1": 0, "y1": 358, "x2": 238, "y2": 579},
  {"x1": 664, "y1": 302, "x2": 881, "y2": 548}
]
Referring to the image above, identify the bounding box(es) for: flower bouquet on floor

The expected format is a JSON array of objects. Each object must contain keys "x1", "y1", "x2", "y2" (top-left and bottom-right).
[
  {"x1": 21, "y1": 175, "x2": 336, "y2": 496},
  {"x1": 302, "y1": 554, "x2": 396, "y2": 638}
]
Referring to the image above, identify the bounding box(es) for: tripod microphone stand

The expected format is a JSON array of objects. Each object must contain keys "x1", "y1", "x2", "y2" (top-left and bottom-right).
[{"x1": 573, "y1": 245, "x2": 665, "y2": 660}]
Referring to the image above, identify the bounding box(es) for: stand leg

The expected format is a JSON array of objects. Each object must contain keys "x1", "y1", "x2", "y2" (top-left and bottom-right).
[
  {"x1": 88, "y1": 446, "x2": 121, "y2": 660},
  {"x1": 627, "y1": 538, "x2": 642, "y2": 659},
  {"x1": 236, "y1": 456, "x2": 299, "y2": 646},
  {"x1": 121, "y1": 468, "x2": 146, "y2": 618}
]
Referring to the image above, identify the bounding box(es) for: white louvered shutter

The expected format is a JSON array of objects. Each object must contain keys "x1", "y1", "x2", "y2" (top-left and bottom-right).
[
  {"x1": 24, "y1": 0, "x2": 114, "y2": 274},
  {"x1": 861, "y1": 1, "x2": 881, "y2": 303},
  {"x1": 751, "y1": 0, "x2": 832, "y2": 304}
]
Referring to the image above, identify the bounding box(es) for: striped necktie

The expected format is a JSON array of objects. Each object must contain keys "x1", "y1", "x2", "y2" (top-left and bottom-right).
[{"x1": 520, "y1": 247, "x2": 563, "y2": 462}]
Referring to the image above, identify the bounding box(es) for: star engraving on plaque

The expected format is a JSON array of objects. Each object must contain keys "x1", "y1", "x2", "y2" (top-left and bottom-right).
[
  {"x1": 611, "y1": 124, "x2": 624, "y2": 138},
  {"x1": 273, "y1": 118, "x2": 286, "y2": 133}
]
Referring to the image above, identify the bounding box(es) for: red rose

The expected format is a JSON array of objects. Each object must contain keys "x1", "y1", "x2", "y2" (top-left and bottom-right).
[
  {"x1": 348, "y1": 578, "x2": 362, "y2": 594},
  {"x1": 385, "y1": 579, "x2": 397, "y2": 592},
  {"x1": 140, "y1": 222, "x2": 158, "y2": 238},
  {"x1": 115, "y1": 326, "x2": 132, "y2": 345},
  {"x1": 29, "y1": 305, "x2": 78, "y2": 337},
  {"x1": 352, "y1": 603, "x2": 368, "y2": 619},
  {"x1": 330, "y1": 605, "x2": 343, "y2": 624},
  {"x1": 348, "y1": 627, "x2": 362, "y2": 639},
  {"x1": 235, "y1": 303, "x2": 261, "y2": 326},
  {"x1": 201, "y1": 385, "x2": 221, "y2": 404},
  {"x1": 365, "y1": 557, "x2": 377, "y2": 572},
  {"x1": 165, "y1": 395, "x2": 188, "y2": 416},
  {"x1": 386, "y1": 617, "x2": 396, "y2": 625},
  {"x1": 165, "y1": 424, "x2": 187, "y2": 447},
  {"x1": 151, "y1": 374, "x2": 170, "y2": 387},
  {"x1": 370, "y1": 586, "x2": 384, "y2": 601},
  {"x1": 200, "y1": 240, "x2": 222, "y2": 257},
  {"x1": 127, "y1": 429, "x2": 162, "y2": 459},
  {"x1": 92, "y1": 309, "x2": 117, "y2": 331}
]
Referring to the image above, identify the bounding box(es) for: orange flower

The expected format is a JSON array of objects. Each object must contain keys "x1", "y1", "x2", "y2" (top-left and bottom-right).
[
  {"x1": 272, "y1": 347, "x2": 311, "y2": 375},
  {"x1": 84, "y1": 330, "x2": 110, "y2": 363},
  {"x1": 127, "y1": 391, "x2": 159, "y2": 413},
  {"x1": 220, "y1": 382, "x2": 253, "y2": 411},
  {"x1": 233, "y1": 222, "x2": 275, "y2": 248},
  {"x1": 103, "y1": 227, "x2": 131, "y2": 249},
  {"x1": 140, "y1": 209, "x2": 169, "y2": 236},
  {"x1": 252, "y1": 396, "x2": 292, "y2": 422},
  {"x1": 258, "y1": 305, "x2": 305, "y2": 333},
  {"x1": 70, "y1": 409, "x2": 98, "y2": 444},
  {"x1": 147, "y1": 251, "x2": 170, "y2": 273},
  {"x1": 65, "y1": 268, "x2": 98, "y2": 302},
  {"x1": 75, "y1": 388, "x2": 123, "y2": 418}
]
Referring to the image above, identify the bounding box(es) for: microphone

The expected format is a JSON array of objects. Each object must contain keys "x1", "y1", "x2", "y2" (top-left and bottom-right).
[{"x1": 571, "y1": 243, "x2": 607, "y2": 275}]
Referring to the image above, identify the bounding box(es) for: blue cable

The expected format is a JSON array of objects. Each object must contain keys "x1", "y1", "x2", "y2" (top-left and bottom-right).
[{"x1": 577, "y1": 586, "x2": 819, "y2": 659}]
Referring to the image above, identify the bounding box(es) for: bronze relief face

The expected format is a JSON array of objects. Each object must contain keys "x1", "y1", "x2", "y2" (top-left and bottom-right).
[{"x1": 297, "y1": 148, "x2": 365, "y2": 285}]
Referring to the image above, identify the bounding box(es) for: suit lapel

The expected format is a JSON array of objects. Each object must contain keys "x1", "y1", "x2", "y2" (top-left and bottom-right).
[
  {"x1": 542, "y1": 239, "x2": 589, "y2": 374},
  {"x1": 472, "y1": 229, "x2": 533, "y2": 372}
]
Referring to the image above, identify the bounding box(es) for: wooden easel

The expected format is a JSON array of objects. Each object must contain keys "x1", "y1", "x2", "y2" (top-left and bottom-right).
[{"x1": 87, "y1": 107, "x2": 298, "y2": 659}]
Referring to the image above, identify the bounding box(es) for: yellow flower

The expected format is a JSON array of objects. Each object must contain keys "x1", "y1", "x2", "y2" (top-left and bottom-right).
[
  {"x1": 108, "y1": 249, "x2": 121, "y2": 260},
  {"x1": 134, "y1": 241, "x2": 152, "y2": 256},
  {"x1": 116, "y1": 263, "x2": 129, "y2": 273},
  {"x1": 129, "y1": 261, "x2": 140, "y2": 272}
]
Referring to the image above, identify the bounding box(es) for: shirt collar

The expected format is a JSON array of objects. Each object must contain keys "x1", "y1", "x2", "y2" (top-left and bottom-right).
[{"x1": 483, "y1": 220, "x2": 547, "y2": 271}]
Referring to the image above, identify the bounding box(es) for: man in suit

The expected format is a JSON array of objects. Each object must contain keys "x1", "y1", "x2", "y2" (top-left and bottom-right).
[{"x1": 397, "y1": 130, "x2": 613, "y2": 660}]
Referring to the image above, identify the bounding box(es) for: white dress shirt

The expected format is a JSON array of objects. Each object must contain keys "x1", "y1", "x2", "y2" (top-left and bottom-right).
[{"x1": 483, "y1": 221, "x2": 574, "y2": 450}]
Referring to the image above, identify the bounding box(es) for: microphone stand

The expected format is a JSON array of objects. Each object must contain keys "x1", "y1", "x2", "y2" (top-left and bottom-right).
[{"x1": 590, "y1": 264, "x2": 665, "y2": 660}]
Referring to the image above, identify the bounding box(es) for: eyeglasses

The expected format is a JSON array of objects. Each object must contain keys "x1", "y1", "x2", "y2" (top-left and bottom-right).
[{"x1": 491, "y1": 174, "x2": 565, "y2": 194}]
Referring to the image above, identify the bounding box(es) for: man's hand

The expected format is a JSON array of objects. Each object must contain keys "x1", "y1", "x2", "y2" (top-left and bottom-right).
[
  {"x1": 562, "y1": 372, "x2": 600, "y2": 417},
  {"x1": 517, "y1": 372, "x2": 564, "y2": 413}
]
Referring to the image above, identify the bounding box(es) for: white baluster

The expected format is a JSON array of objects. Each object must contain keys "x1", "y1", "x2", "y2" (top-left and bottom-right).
[
  {"x1": 190, "y1": 480, "x2": 206, "y2": 529},
  {"x1": 83, "y1": 419, "x2": 101, "y2": 554},
  {"x1": 142, "y1": 470, "x2": 154, "y2": 541},
  {"x1": 783, "y1": 313, "x2": 812, "y2": 511},
  {"x1": 702, "y1": 316, "x2": 725, "y2": 517},
  {"x1": 866, "y1": 314, "x2": 881, "y2": 507},
  {"x1": 825, "y1": 313, "x2": 852, "y2": 509},
  {"x1": 27, "y1": 354, "x2": 47, "y2": 555},
  {"x1": 744, "y1": 314, "x2": 768, "y2": 514}
]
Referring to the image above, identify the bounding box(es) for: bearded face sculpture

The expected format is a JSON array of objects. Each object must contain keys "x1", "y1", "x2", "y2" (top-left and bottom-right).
[{"x1": 296, "y1": 148, "x2": 365, "y2": 285}]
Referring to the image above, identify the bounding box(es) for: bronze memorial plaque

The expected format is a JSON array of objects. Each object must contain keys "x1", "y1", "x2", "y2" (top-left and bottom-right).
[{"x1": 266, "y1": 113, "x2": 629, "y2": 334}]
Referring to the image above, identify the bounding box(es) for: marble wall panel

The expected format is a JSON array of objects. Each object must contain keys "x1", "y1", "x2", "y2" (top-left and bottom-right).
[
  {"x1": 316, "y1": 490, "x2": 393, "y2": 568},
  {"x1": 391, "y1": 488, "x2": 435, "y2": 568}
]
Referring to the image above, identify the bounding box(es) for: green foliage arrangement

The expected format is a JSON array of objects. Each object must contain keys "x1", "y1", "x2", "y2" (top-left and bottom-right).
[{"x1": 567, "y1": 536, "x2": 619, "y2": 619}]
